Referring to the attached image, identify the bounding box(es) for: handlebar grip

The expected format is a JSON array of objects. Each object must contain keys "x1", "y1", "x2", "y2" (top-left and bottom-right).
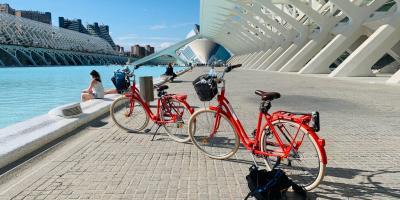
[
  {"x1": 231, "y1": 64, "x2": 242, "y2": 69},
  {"x1": 224, "y1": 64, "x2": 242, "y2": 73}
]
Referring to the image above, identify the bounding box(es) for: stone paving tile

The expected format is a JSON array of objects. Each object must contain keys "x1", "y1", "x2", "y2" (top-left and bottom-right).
[{"x1": 0, "y1": 67, "x2": 400, "y2": 199}]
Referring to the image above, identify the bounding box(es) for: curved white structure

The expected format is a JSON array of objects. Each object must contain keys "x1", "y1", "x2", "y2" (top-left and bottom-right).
[
  {"x1": 187, "y1": 38, "x2": 218, "y2": 63},
  {"x1": 0, "y1": 12, "x2": 127, "y2": 66},
  {"x1": 199, "y1": 0, "x2": 400, "y2": 84}
]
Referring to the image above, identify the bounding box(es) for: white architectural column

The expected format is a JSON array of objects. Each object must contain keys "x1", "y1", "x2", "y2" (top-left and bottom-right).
[
  {"x1": 226, "y1": 56, "x2": 237, "y2": 65},
  {"x1": 279, "y1": 1, "x2": 339, "y2": 72},
  {"x1": 299, "y1": 0, "x2": 386, "y2": 74},
  {"x1": 329, "y1": 0, "x2": 400, "y2": 77},
  {"x1": 387, "y1": 69, "x2": 400, "y2": 84},
  {"x1": 238, "y1": 53, "x2": 253, "y2": 64},
  {"x1": 233, "y1": 1, "x2": 293, "y2": 69},
  {"x1": 231, "y1": 55, "x2": 243, "y2": 65},
  {"x1": 257, "y1": 46, "x2": 286, "y2": 70},
  {"x1": 230, "y1": 56, "x2": 241, "y2": 65},
  {"x1": 244, "y1": 51, "x2": 264, "y2": 68},
  {"x1": 299, "y1": 30, "x2": 363, "y2": 74},
  {"x1": 231, "y1": 9, "x2": 279, "y2": 68},
  {"x1": 249, "y1": 48, "x2": 275, "y2": 69},
  {"x1": 257, "y1": 1, "x2": 309, "y2": 71},
  {"x1": 242, "y1": 52, "x2": 259, "y2": 68},
  {"x1": 330, "y1": 21, "x2": 400, "y2": 77},
  {"x1": 266, "y1": 42, "x2": 299, "y2": 71},
  {"x1": 279, "y1": 37, "x2": 332, "y2": 72}
]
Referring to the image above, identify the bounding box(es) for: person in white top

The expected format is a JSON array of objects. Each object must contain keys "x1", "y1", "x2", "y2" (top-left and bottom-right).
[{"x1": 81, "y1": 70, "x2": 104, "y2": 102}]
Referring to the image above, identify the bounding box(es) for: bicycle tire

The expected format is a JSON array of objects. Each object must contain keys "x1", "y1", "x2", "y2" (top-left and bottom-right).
[
  {"x1": 260, "y1": 119, "x2": 326, "y2": 191},
  {"x1": 188, "y1": 108, "x2": 239, "y2": 159},
  {"x1": 110, "y1": 96, "x2": 149, "y2": 132},
  {"x1": 161, "y1": 98, "x2": 193, "y2": 143}
]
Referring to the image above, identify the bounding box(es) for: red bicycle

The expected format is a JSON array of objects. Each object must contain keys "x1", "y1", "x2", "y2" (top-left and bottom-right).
[
  {"x1": 188, "y1": 65, "x2": 327, "y2": 190},
  {"x1": 110, "y1": 67, "x2": 194, "y2": 143}
]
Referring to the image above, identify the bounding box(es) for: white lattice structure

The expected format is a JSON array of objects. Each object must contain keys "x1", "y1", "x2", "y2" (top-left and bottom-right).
[
  {"x1": 199, "y1": 0, "x2": 400, "y2": 84},
  {"x1": 0, "y1": 12, "x2": 126, "y2": 66}
]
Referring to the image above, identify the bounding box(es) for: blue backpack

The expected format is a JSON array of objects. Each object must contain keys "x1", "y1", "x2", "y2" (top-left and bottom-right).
[{"x1": 112, "y1": 70, "x2": 129, "y2": 93}]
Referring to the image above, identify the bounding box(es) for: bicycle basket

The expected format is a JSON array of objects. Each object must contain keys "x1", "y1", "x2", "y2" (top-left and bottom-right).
[{"x1": 193, "y1": 74, "x2": 218, "y2": 101}]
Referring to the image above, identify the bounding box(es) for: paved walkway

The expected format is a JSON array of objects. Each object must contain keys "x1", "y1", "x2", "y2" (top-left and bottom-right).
[{"x1": 0, "y1": 67, "x2": 400, "y2": 199}]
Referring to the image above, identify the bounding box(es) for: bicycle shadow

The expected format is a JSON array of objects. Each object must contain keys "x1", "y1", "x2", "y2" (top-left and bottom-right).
[
  {"x1": 317, "y1": 167, "x2": 400, "y2": 199},
  {"x1": 213, "y1": 158, "x2": 400, "y2": 199}
]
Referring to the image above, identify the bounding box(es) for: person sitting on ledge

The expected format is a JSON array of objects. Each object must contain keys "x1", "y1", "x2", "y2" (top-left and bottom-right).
[
  {"x1": 81, "y1": 70, "x2": 104, "y2": 102},
  {"x1": 165, "y1": 63, "x2": 177, "y2": 81}
]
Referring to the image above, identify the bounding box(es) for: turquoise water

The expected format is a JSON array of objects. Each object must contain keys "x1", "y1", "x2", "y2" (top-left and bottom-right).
[{"x1": 0, "y1": 65, "x2": 186, "y2": 129}]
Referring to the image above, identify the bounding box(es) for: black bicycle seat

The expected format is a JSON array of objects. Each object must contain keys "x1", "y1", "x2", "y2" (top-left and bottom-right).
[
  {"x1": 255, "y1": 90, "x2": 281, "y2": 101},
  {"x1": 157, "y1": 85, "x2": 169, "y2": 92}
]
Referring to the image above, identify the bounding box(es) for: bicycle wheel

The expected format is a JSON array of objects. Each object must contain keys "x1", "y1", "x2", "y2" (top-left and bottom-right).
[
  {"x1": 260, "y1": 119, "x2": 325, "y2": 191},
  {"x1": 188, "y1": 108, "x2": 239, "y2": 159},
  {"x1": 161, "y1": 98, "x2": 193, "y2": 143},
  {"x1": 110, "y1": 96, "x2": 149, "y2": 132}
]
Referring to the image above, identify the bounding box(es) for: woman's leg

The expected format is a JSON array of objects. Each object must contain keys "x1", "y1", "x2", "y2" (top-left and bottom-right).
[
  {"x1": 105, "y1": 89, "x2": 118, "y2": 95},
  {"x1": 81, "y1": 93, "x2": 94, "y2": 102}
]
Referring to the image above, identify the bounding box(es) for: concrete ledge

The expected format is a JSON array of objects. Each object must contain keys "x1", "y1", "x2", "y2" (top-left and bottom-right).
[
  {"x1": 0, "y1": 94, "x2": 119, "y2": 170},
  {"x1": 0, "y1": 67, "x2": 189, "y2": 170}
]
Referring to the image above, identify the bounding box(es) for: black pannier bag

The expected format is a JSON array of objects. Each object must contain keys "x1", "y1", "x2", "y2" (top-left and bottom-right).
[
  {"x1": 245, "y1": 165, "x2": 307, "y2": 200},
  {"x1": 192, "y1": 74, "x2": 218, "y2": 101}
]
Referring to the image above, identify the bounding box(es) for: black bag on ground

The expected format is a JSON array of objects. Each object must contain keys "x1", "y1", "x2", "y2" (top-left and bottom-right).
[
  {"x1": 245, "y1": 165, "x2": 307, "y2": 200},
  {"x1": 192, "y1": 74, "x2": 218, "y2": 101}
]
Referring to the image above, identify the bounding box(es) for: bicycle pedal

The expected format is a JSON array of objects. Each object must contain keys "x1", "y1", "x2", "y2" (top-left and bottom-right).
[{"x1": 144, "y1": 129, "x2": 151, "y2": 133}]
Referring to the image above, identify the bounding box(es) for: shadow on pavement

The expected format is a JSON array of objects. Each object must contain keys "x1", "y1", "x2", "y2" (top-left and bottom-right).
[{"x1": 317, "y1": 167, "x2": 400, "y2": 199}]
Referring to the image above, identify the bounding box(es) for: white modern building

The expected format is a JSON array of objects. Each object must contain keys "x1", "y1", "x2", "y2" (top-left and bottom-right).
[
  {"x1": 135, "y1": 0, "x2": 400, "y2": 85},
  {"x1": 202, "y1": 0, "x2": 400, "y2": 84}
]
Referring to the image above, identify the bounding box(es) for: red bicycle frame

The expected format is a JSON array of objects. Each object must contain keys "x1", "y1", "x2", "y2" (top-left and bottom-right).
[
  {"x1": 208, "y1": 83, "x2": 327, "y2": 164},
  {"x1": 124, "y1": 78, "x2": 193, "y2": 125}
]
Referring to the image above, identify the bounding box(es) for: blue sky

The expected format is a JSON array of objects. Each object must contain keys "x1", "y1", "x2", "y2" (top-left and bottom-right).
[{"x1": 4, "y1": 0, "x2": 200, "y2": 50}]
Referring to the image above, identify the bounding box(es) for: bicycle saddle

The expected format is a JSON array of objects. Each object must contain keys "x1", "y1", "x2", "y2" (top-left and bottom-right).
[
  {"x1": 255, "y1": 90, "x2": 281, "y2": 101},
  {"x1": 157, "y1": 85, "x2": 169, "y2": 92}
]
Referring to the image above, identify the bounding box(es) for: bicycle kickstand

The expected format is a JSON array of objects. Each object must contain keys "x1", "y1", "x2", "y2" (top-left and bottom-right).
[
  {"x1": 250, "y1": 153, "x2": 259, "y2": 168},
  {"x1": 273, "y1": 157, "x2": 281, "y2": 169},
  {"x1": 151, "y1": 124, "x2": 162, "y2": 141},
  {"x1": 144, "y1": 123, "x2": 156, "y2": 133}
]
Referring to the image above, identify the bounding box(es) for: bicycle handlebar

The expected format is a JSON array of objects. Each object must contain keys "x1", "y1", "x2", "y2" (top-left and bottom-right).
[
  {"x1": 224, "y1": 64, "x2": 242, "y2": 73},
  {"x1": 220, "y1": 63, "x2": 242, "y2": 80},
  {"x1": 206, "y1": 64, "x2": 242, "y2": 87}
]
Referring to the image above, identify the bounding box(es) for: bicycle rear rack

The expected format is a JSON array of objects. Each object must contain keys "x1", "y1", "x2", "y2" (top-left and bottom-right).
[{"x1": 274, "y1": 111, "x2": 320, "y2": 132}]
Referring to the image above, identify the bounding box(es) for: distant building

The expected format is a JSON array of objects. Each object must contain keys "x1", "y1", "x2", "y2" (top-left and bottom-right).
[
  {"x1": 131, "y1": 44, "x2": 155, "y2": 58},
  {"x1": 0, "y1": 4, "x2": 15, "y2": 15},
  {"x1": 131, "y1": 45, "x2": 141, "y2": 58},
  {"x1": 59, "y1": 18, "x2": 117, "y2": 49},
  {"x1": 87, "y1": 23, "x2": 116, "y2": 49},
  {"x1": 115, "y1": 45, "x2": 124, "y2": 54},
  {"x1": 145, "y1": 45, "x2": 155, "y2": 56},
  {"x1": 139, "y1": 46, "x2": 146, "y2": 58},
  {"x1": 59, "y1": 17, "x2": 88, "y2": 34},
  {"x1": 15, "y1": 10, "x2": 51, "y2": 24},
  {"x1": 0, "y1": 4, "x2": 51, "y2": 24},
  {"x1": 124, "y1": 51, "x2": 131, "y2": 57}
]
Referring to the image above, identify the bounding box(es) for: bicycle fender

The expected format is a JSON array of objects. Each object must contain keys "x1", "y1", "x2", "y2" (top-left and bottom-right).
[{"x1": 306, "y1": 128, "x2": 327, "y2": 165}]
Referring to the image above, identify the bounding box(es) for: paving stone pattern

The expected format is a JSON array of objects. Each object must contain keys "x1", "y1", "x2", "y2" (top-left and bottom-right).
[{"x1": 0, "y1": 68, "x2": 399, "y2": 199}]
